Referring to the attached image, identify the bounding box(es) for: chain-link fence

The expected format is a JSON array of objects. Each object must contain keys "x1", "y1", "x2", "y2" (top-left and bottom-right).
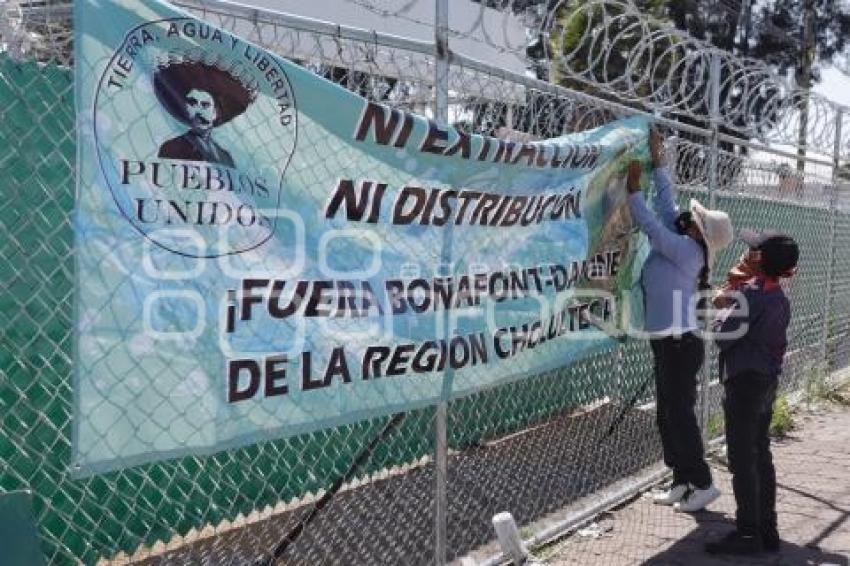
[{"x1": 2, "y1": 0, "x2": 850, "y2": 564}]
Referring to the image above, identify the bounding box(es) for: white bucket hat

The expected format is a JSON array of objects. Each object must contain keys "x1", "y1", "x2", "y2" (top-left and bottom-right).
[{"x1": 689, "y1": 198, "x2": 733, "y2": 267}]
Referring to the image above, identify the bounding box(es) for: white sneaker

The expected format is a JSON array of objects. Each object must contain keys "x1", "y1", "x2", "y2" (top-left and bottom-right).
[
  {"x1": 674, "y1": 485, "x2": 720, "y2": 513},
  {"x1": 652, "y1": 483, "x2": 689, "y2": 506}
]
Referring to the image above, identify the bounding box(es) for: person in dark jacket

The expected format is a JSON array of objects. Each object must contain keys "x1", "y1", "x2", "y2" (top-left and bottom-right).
[{"x1": 706, "y1": 230, "x2": 799, "y2": 555}]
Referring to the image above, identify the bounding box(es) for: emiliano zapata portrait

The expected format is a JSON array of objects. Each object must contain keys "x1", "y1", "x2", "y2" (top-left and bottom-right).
[{"x1": 154, "y1": 60, "x2": 257, "y2": 168}]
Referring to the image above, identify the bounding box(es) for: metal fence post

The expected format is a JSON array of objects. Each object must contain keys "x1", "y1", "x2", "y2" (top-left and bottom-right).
[
  {"x1": 434, "y1": 0, "x2": 450, "y2": 564},
  {"x1": 822, "y1": 110, "x2": 843, "y2": 375},
  {"x1": 699, "y1": 51, "x2": 722, "y2": 438},
  {"x1": 707, "y1": 52, "x2": 721, "y2": 210}
]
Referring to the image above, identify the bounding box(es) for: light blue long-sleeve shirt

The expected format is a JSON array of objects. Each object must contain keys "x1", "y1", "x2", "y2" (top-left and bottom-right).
[{"x1": 627, "y1": 167, "x2": 705, "y2": 336}]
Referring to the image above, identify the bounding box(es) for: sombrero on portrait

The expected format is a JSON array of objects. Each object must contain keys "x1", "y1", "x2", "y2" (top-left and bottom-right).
[{"x1": 153, "y1": 60, "x2": 257, "y2": 126}]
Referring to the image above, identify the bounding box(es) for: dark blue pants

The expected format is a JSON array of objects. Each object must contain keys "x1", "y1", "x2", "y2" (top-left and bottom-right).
[
  {"x1": 650, "y1": 333, "x2": 712, "y2": 489},
  {"x1": 724, "y1": 370, "x2": 778, "y2": 537}
]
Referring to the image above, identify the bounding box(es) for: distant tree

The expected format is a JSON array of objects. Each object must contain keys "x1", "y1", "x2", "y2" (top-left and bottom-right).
[
  {"x1": 545, "y1": 1, "x2": 723, "y2": 183},
  {"x1": 669, "y1": 0, "x2": 850, "y2": 167},
  {"x1": 6, "y1": 1, "x2": 73, "y2": 65},
  {"x1": 544, "y1": 0, "x2": 850, "y2": 178},
  {"x1": 555, "y1": 0, "x2": 850, "y2": 107},
  {"x1": 548, "y1": 0, "x2": 669, "y2": 97},
  {"x1": 753, "y1": 0, "x2": 850, "y2": 168},
  {"x1": 321, "y1": 66, "x2": 398, "y2": 102},
  {"x1": 748, "y1": 0, "x2": 850, "y2": 84},
  {"x1": 666, "y1": 0, "x2": 743, "y2": 53}
]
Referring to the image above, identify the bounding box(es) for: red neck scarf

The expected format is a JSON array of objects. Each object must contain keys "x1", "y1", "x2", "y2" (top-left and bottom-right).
[{"x1": 757, "y1": 275, "x2": 782, "y2": 292}]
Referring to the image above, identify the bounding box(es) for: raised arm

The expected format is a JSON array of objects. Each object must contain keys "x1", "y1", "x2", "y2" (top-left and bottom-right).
[
  {"x1": 652, "y1": 167, "x2": 680, "y2": 230},
  {"x1": 628, "y1": 190, "x2": 700, "y2": 266},
  {"x1": 648, "y1": 129, "x2": 680, "y2": 230}
]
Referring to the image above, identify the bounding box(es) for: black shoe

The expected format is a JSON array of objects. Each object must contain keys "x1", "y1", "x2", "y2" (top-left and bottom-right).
[
  {"x1": 705, "y1": 531, "x2": 762, "y2": 555},
  {"x1": 761, "y1": 531, "x2": 780, "y2": 552}
]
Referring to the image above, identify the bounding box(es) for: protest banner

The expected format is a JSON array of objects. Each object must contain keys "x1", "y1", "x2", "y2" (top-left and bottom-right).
[{"x1": 74, "y1": 0, "x2": 650, "y2": 476}]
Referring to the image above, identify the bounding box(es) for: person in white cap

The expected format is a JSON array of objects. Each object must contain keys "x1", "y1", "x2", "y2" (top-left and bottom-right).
[{"x1": 625, "y1": 129, "x2": 734, "y2": 513}]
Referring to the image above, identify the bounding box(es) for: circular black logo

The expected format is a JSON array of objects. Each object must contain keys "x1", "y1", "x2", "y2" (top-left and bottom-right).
[{"x1": 94, "y1": 18, "x2": 297, "y2": 258}]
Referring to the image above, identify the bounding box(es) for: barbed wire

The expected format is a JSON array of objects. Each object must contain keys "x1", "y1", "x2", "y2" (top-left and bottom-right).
[
  {"x1": 543, "y1": 0, "x2": 846, "y2": 155},
  {"x1": 330, "y1": 0, "x2": 850, "y2": 157},
  {"x1": 4, "y1": 0, "x2": 850, "y2": 157}
]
